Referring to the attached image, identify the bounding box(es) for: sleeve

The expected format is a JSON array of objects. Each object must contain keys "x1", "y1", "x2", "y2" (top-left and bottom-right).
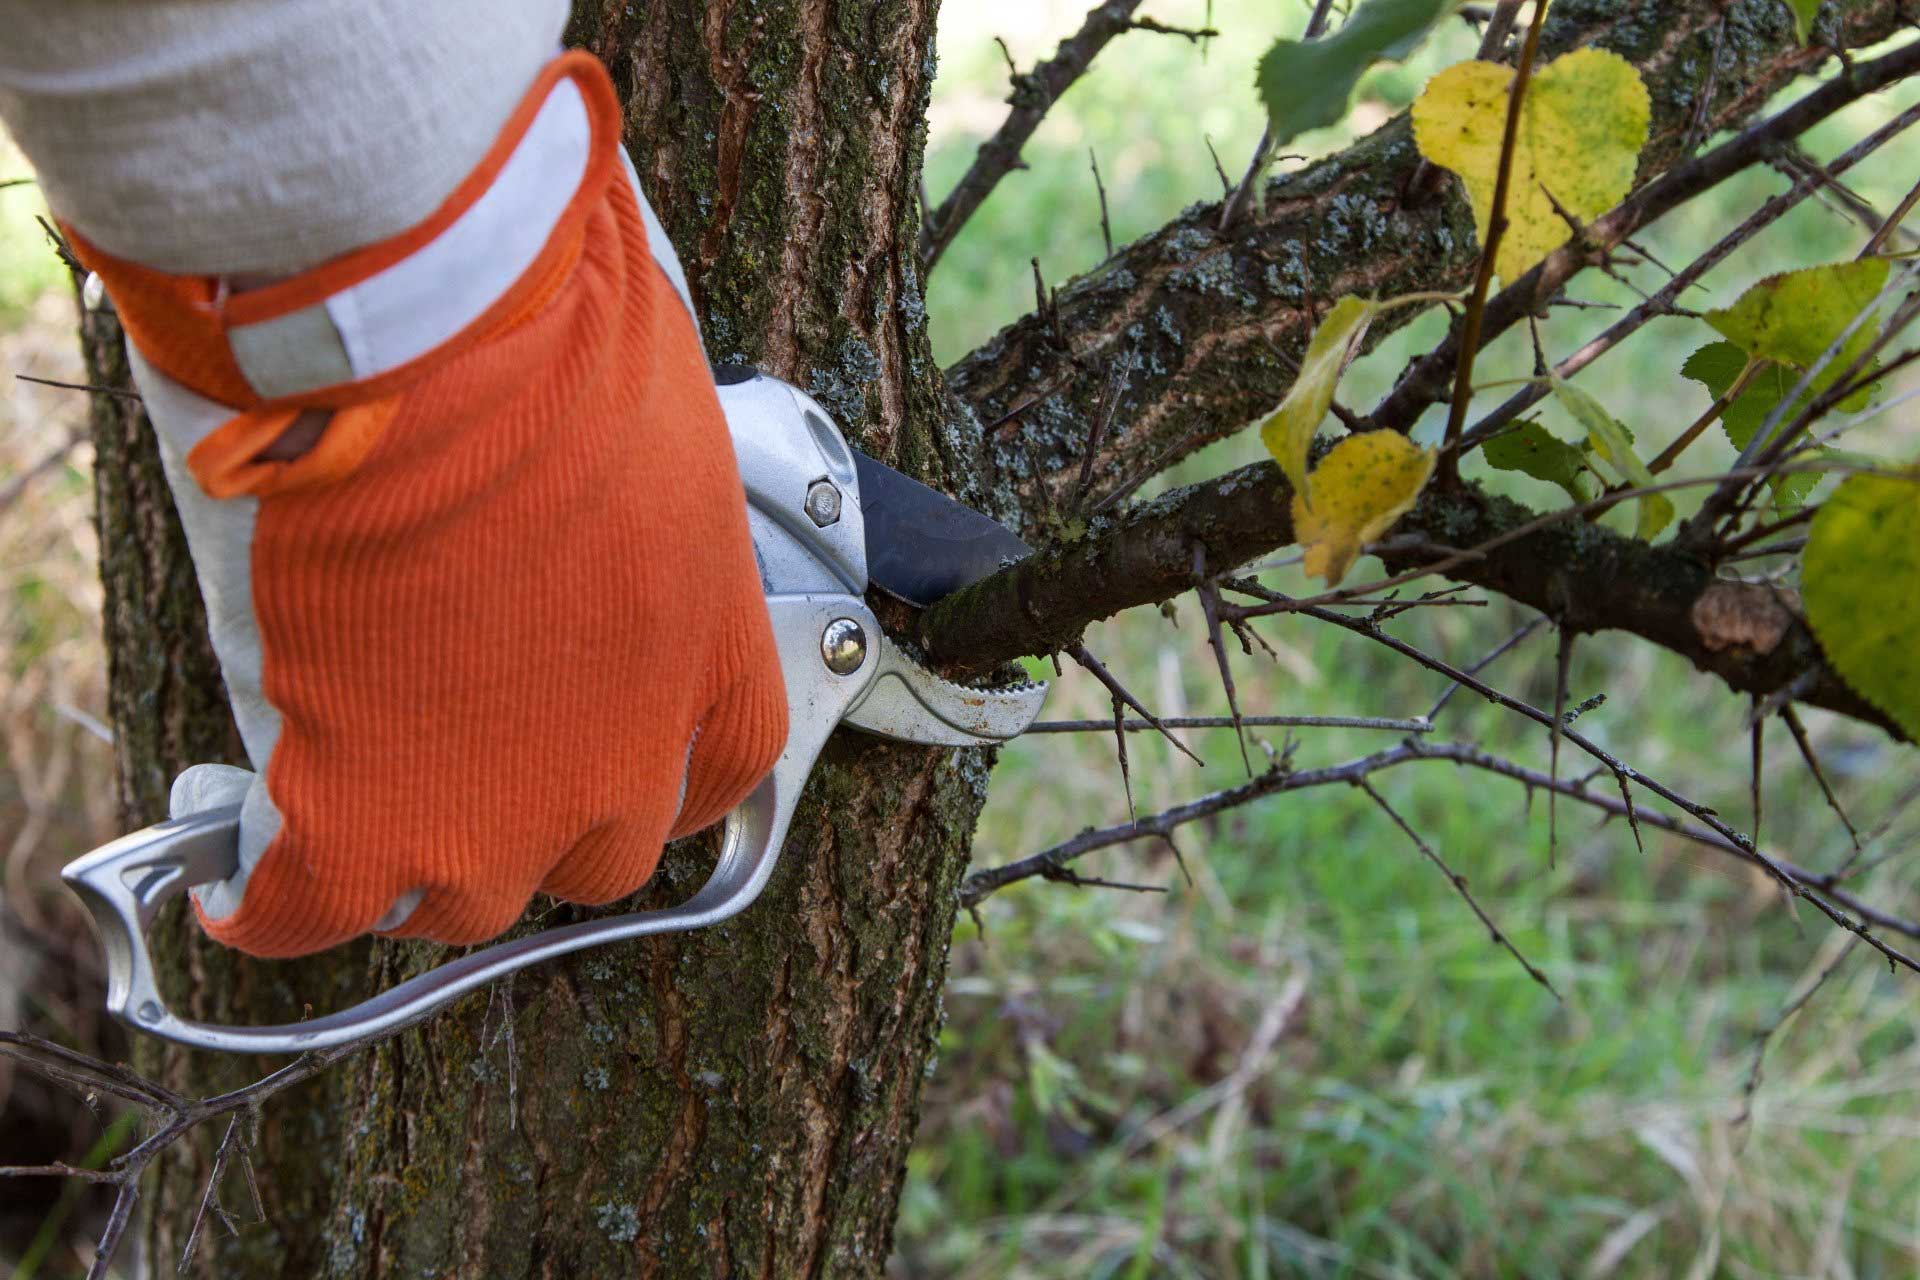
[{"x1": 0, "y1": 0, "x2": 569, "y2": 276}]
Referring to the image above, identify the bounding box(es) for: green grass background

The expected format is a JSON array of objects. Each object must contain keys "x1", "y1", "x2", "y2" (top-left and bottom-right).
[{"x1": 2, "y1": 4, "x2": 1918, "y2": 1276}]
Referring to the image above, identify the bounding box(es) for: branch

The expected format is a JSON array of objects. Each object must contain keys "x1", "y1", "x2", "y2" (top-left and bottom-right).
[
  {"x1": 918, "y1": 457, "x2": 1898, "y2": 740},
  {"x1": 0, "y1": 1020, "x2": 405, "y2": 1277},
  {"x1": 1356, "y1": 777, "x2": 1561, "y2": 998},
  {"x1": 947, "y1": 1, "x2": 1911, "y2": 528},
  {"x1": 923, "y1": 0, "x2": 1194, "y2": 271},
  {"x1": 1370, "y1": 33, "x2": 1920, "y2": 436},
  {"x1": 961, "y1": 737, "x2": 1920, "y2": 963}
]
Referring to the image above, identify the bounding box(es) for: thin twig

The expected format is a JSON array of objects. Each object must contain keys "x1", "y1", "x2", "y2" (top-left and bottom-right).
[
  {"x1": 1066, "y1": 643, "x2": 1204, "y2": 765},
  {"x1": 1089, "y1": 148, "x2": 1114, "y2": 258},
  {"x1": 1780, "y1": 704, "x2": 1862, "y2": 851},
  {"x1": 925, "y1": 0, "x2": 1178, "y2": 269},
  {"x1": 16, "y1": 372, "x2": 144, "y2": 402},
  {"x1": 1733, "y1": 940, "x2": 1855, "y2": 1132},
  {"x1": 1030, "y1": 714, "x2": 1431, "y2": 734},
  {"x1": 1356, "y1": 778, "x2": 1561, "y2": 998},
  {"x1": 1218, "y1": 0, "x2": 1337, "y2": 231},
  {"x1": 1424, "y1": 615, "x2": 1548, "y2": 721}
]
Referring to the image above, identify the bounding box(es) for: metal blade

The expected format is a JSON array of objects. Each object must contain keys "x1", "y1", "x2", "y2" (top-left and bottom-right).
[
  {"x1": 853, "y1": 451, "x2": 1031, "y2": 607},
  {"x1": 843, "y1": 634, "x2": 1047, "y2": 747}
]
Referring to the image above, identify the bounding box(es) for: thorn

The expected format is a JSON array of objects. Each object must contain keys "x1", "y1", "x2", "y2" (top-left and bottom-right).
[
  {"x1": 1751, "y1": 698, "x2": 1765, "y2": 852},
  {"x1": 1612, "y1": 769, "x2": 1645, "y2": 854},
  {"x1": 1111, "y1": 693, "x2": 1136, "y2": 821},
  {"x1": 1068, "y1": 644, "x2": 1203, "y2": 766},
  {"x1": 1160, "y1": 833, "x2": 1195, "y2": 888},
  {"x1": 1549, "y1": 625, "x2": 1574, "y2": 868},
  {"x1": 1204, "y1": 134, "x2": 1233, "y2": 196},
  {"x1": 1089, "y1": 147, "x2": 1114, "y2": 259},
  {"x1": 1780, "y1": 704, "x2": 1863, "y2": 851},
  {"x1": 1195, "y1": 548, "x2": 1252, "y2": 777}
]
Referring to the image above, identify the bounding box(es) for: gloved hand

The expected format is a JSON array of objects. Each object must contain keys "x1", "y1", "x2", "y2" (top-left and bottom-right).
[{"x1": 62, "y1": 53, "x2": 787, "y2": 958}]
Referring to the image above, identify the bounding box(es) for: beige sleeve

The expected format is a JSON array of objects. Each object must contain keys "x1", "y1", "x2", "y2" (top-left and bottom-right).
[{"x1": 0, "y1": 0, "x2": 570, "y2": 276}]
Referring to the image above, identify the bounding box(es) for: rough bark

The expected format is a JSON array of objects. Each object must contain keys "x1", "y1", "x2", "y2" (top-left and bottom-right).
[
  {"x1": 947, "y1": 0, "x2": 1910, "y2": 528},
  {"x1": 88, "y1": 4, "x2": 986, "y2": 1276}
]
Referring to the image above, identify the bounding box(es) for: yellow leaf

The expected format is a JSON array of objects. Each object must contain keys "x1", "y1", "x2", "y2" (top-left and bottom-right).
[
  {"x1": 1292, "y1": 432, "x2": 1436, "y2": 585},
  {"x1": 1259, "y1": 296, "x2": 1379, "y2": 493},
  {"x1": 1802, "y1": 466, "x2": 1920, "y2": 739},
  {"x1": 1412, "y1": 48, "x2": 1650, "y2": 281}
]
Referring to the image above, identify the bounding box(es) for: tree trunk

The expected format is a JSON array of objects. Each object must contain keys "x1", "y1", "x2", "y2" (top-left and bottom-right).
[{"x1": 83, "y1": 4, "x2": 979, "y2": 1275}]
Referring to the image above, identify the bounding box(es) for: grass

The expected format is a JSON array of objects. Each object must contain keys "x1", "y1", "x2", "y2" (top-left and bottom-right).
[{"x1": 2, "y1": 5, "x2": 1918, "y2": 1276}]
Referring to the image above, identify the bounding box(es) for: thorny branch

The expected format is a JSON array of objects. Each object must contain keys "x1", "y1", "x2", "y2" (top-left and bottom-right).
[
  {"x1": 951, "y1": 2, "x2": 1912, "y2": 523},
  {"x1": 1356, "y1": 777, "x2": 1560, "y2": 998},
  {"x1": 0, "y1": 1019, "x2": 412, "y2": 1276},
  {"x1": 1370, "y1": 35, "x2": 1920, "y2": 436},
  {"x1": 920, "y1": 453, "x2": 1899, "y2": 739},
  {"x1": 922, "y1": 0, "x2": 1216, "y2": 271}
]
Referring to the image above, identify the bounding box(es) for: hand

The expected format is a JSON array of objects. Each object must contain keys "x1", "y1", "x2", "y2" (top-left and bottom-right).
[{"x1": 80, "y1": 54, "x2": 786, "y2": 958}]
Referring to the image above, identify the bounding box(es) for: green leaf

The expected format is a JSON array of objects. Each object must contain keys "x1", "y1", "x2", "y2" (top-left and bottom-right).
[
  {"x1": 1483, "y1": 420, "x2": 1592, "y2": 502},
  {"x1": 1679, "y1": 341, "x2": 1820, "y2": 513},
  {"x1": 1258, "y1": 296, "x2": 1379, "y2": 493},
  {"x1": 1412, "y1": 49, "x2": 1651, "y2": 281},
  {"x1": 1705, "y1": 259, "x2": 1890, "y2": 409},
  {"x1": 1802, "y1": 466, "x2": 1920, "y2": 739},
  {"x1": 1786, "y1": 0, "x2": 1823, "y2": 42},
  {"x1": 1551, "y1": 378, "x2": 1675, "y2": 540},
  {"x1": 1257, "y1": 0, "x2": 1455, "y2": 150}
]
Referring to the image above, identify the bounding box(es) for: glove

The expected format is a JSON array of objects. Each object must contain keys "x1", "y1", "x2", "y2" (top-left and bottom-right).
[{"x1": 66, "y1": 53, "x2": 787, "y2": 958}]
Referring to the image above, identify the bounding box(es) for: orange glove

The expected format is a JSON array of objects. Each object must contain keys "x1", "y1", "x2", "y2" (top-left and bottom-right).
[{"x1": 68, "y1": 53, "x2": 787, "y2": 957}]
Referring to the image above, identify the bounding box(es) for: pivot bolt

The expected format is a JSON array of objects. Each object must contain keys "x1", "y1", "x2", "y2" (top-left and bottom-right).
[
  {"x1": 821, "y1": 618, "x2": 867, "y2": 675},
  {"x1": 804, "y1": 479, "x2": 842, "y2": 527}
]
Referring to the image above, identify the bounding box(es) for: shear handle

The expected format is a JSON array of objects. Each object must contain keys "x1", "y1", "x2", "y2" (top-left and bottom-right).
[{"x1": 61, "y1": 594, "x2": 871, "y2": 1055}]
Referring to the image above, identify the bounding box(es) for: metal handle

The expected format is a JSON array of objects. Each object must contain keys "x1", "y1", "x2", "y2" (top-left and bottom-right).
[
  {"x1": 61, "y1": 594, "x2": 872, "y2": 1055},
  {"x1": 61, "y1": 779, "x2": 797, "y2": 1054}
]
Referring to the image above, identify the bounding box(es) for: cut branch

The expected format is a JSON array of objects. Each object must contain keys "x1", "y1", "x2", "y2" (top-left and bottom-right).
[{"x1": 918, "y1": 460, "x2": 1899, "y2": 741}]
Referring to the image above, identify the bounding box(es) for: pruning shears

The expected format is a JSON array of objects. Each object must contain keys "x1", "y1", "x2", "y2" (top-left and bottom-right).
[{"x1": 61, "y1": 368, "x2": 1046, "y2": 1054}]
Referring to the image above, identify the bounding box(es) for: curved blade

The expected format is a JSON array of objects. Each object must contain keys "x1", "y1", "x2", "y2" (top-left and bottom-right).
[
  {"x1": 854, "y1": 451, "x2": 1031, "y2": 607},
  {"x1": 843, "y1": 635, "x2": 1046, "y2": 747}
]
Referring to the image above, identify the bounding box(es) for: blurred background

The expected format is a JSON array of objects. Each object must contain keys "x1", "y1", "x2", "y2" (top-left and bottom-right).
[{"x1": 4, "y1": 2, "x2": 1920, "y2": 1275}]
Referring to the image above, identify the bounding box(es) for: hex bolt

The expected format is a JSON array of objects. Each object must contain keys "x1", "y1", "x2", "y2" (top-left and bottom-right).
[
  {"x1": 820, "y1": 618, "x2": 867, "y2": 675},
  {"x1": 804, "y1": 479, "x2": 842, "y2": 527}
]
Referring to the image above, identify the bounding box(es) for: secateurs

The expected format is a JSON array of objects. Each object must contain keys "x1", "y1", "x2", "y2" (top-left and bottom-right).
[{"x1": 61, "y1": 369, "x2": 1046, "y2": 1054}]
